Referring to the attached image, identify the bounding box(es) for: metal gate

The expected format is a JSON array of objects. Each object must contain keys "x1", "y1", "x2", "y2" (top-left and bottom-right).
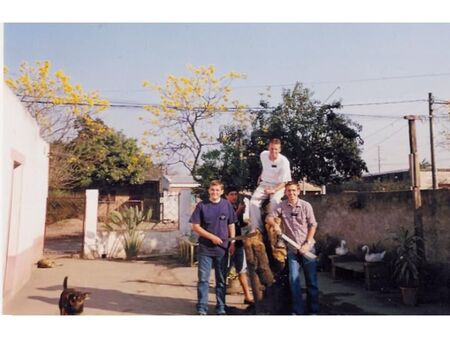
[{"x1": 44, "y1": 194, "x2": 86, "y2": 255}]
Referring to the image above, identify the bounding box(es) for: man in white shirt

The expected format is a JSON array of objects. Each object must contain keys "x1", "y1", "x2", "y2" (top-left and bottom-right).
[{"x1": 249, "y1": 138, "x2": 292, "y2": 232}]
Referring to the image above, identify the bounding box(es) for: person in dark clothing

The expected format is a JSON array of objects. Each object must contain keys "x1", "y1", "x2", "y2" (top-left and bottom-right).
[
  {"x1": 224, "y1": 186, "x2": 254, "y2": 305},
  {"x1": 190, "y1": 180, "x2": 237, "y2": 315}
]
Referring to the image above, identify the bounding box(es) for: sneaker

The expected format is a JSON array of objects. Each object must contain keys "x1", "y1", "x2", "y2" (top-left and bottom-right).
[{"x1": 197, "y1": 311, "x2": 207, "y2": 315}]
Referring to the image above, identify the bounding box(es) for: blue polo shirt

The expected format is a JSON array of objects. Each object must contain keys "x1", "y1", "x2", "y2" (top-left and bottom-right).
[{"x1": 189, "y1": 198, "x2": 237, "y2": 257}]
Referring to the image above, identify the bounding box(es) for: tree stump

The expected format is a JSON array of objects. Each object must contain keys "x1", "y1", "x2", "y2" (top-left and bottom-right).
[{"x1": 243, "y1": 216, "x2": 291, "y2": 314}]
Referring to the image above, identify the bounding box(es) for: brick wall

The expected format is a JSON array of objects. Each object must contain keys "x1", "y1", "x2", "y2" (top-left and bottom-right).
[{"x1": 303, "y1": 189, "x2": 450, "y2": 265}]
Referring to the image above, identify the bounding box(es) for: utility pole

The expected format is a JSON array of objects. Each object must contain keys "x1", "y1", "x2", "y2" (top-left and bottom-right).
[
  {"x1": 378, "y1": 145, "x2": 381, "y2": 173},
  {"x1": 428, "y1": 92, "x2": 438, "y2": 189},
  {"x1": 404, "y1": 115, "x2": 426, "y2": 261}
]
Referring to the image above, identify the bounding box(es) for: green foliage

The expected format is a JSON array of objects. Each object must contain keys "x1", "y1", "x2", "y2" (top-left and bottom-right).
[
  {"x1": 195, "y1": 83, "x2": 367, "y2": 190},
  {"x1": 419, "y1": 158, "x2": 432, "y2": 170},
  {"x1": 314, "y1": 234, "x2": 341, "y2": 272},
  {"x1": 393, "y1": 228, "x2": 424, "y2": 287},
  {"x1": 122, "y1": 232, "x2": 143, "y2": 260},
  {"x1": 194, "y1": 126, "x2": 252, "y2": 196},
  {"x1": 250, "y1": 84, "x2": 367, "y2": 185},
  {"x1": 105, "y1": 206, "x2": 153, "y2": 231},
  {"x1": 104, "y1": 206, "x2": 153, "y2": 260},
  {"x1": 67, "y1": 116, "x2": 152, "y2": 189},
  {"x1": 368, "y1": 240, "x2": 386, "y2": 253}
]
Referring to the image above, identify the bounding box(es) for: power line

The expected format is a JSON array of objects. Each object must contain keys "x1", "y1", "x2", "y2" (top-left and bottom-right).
[
  {"x1": 304, "y1": 72, "x2": 450, "y2": 86},
  {"x1": 342, "y1": 99, "x2": 427, "y2": 107},
  {"x1": 17, "y1": 96, "x2": 450, "y2": 120},
  {"x1": 366, "y1": 124, "x2": 409, "y2": 151},
  {"x1": 90, "y1": 72, "x2": 450, "y2": 93},
  {"x1": 338, "y1": 112, "x2": 404, "y2": 119},
  {"x1": 364, "y1": 119, "x2": 403, "y2": 140}
]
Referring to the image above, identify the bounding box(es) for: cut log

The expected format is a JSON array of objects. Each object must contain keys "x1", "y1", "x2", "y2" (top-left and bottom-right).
[{"x1": 243, "y1": 216, "x2": 291, "y2": 314}]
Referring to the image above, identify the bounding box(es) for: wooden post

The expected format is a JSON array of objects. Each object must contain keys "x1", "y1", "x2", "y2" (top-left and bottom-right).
[
  {"x1": 404, "y1": 115, "x2": 426, "y2": 261},
  {"x1": 428, "y1": 93, "x2": 438, "y2": 189}
]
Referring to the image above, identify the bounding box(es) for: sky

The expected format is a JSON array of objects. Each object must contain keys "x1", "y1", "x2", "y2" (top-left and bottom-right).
[{"x1": 3, "y1": 23, "x2": 450, "y2": 175}]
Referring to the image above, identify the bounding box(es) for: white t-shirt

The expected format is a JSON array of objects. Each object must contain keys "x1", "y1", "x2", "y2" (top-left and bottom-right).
[{"x1": 260, "y1": 150, "x2": 292, "y2": 185}]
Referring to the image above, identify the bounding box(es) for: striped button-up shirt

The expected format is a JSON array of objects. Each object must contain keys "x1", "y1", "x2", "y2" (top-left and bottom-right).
[{"x1": 269, "y1": 198, "x2": 318, "y2": 250}]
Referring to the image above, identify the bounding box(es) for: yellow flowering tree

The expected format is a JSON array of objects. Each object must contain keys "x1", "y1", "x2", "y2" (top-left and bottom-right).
[
  {"x1": 4, "y1": 60, "x2": 109, "y2": 142},
  {"x1": 142, "y1": 64, "x2": 248, "y2": 175},
  {"x1": 4, "y1": 60, "x2": 111, "y2": 190}
]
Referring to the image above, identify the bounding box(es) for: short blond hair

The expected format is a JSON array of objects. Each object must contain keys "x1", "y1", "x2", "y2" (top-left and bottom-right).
[{"x1": 209, "y1": 180, "x2": 224, "y2": 189}]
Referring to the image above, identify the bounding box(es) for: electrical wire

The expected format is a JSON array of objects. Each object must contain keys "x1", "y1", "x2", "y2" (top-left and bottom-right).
[
  {"x1": 363, "y1": 119, "x2": 403, "y2": 140},
  {"x1": 17, "y1": 96, "x2": 450, "y2": 120},
  {"x1": 366, "y1": 124, "x2": 409, "y2": 151},
  {"x1": 89, "y1": 72, "x2": 450, "y2": 93},
  {"x1": 342, "y1": 99, "x2": 427, "y2": 107}
]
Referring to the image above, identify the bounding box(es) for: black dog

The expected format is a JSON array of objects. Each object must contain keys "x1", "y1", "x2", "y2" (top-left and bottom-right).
[{"x1": 59, "y1": 276, "x2": 90, "y2": 315}]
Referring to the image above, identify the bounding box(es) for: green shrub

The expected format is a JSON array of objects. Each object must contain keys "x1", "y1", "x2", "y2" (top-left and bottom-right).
[
  {"x1": 104, "y1": 206, "x2": 152, "y2": 259},
  {"x1": 393, "y1": 227, "x2": 423, "y2": 287}
]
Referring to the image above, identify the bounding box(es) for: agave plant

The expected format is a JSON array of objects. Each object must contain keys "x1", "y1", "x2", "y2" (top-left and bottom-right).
[
  {"x1": 105, "y1": 206, "x2": 153, "y2": 231},
  {"x1": 123, "y1": 231, "x2": 144, "y2": 260},
  {"x1": 393, "y1": 227, "x2": 424, "y2": 287},
  {"x1": 104, "y1": 206, "x2": 153, "y2": 259}
]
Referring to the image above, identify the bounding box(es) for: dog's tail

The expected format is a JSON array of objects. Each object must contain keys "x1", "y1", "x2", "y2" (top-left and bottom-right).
[{"x1": 63, "y1": 276, "x2": 68, "y2": 290}]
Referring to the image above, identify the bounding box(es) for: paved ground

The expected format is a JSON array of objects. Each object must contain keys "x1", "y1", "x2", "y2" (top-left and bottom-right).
[
  {"x1": 4, "y1": 254, "x2": 450, "y2": 316},
  {"x1": 4, "y1": 255, "x2": 248, "y2": 315}
]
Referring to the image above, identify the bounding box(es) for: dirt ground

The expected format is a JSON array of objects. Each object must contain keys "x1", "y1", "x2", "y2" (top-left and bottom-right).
[
  {"x1": 7, "y1": 218, "x2": 444, "y2": 316},
  {"x1": 45, "y1": 218, "x2": 84, "y2": 238},
  {"x1": 44, "y1": 218, "x2": 84, "y2": 254},
  {"x1": 3, "y1": 255, "x2": 249, "y2": 315},
  {"x1": 5, "y1": 251, "x2": 450, "y2": 316}
]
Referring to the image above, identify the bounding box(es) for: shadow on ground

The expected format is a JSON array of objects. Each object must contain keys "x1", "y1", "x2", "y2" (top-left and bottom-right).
[
  {"x1": 30, "y1": 284, "x2": 198, "y2": 315},
  {"x1": 44, "y1": 235, "x2": 82, "y2": 254},
  {"x1": 319, "y1": 291, "x2": 373, "y2": 315}
]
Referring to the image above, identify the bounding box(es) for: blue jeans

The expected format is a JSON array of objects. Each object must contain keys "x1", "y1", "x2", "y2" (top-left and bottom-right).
[
  {"x1": 287, "y1": 250, "x2": 319, "y2": 314},
  {"x1": 197, "y1": 254, "x2": 227, "y2": 314}
]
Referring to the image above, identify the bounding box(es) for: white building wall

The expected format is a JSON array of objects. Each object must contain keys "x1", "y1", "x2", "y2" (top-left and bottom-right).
[
  {"x1": 162, "y1": 190, "x2": 179, "y2": 222},
  {"x1": 1, "y1": 84, "x2": 49, "y2": 308},
  {"x1": 420, "y1": 171, "x2": 450, "y2": 189},
  {"x1": 84, "y1": 186, "x2": 199, "y2": 258},
  {"x1": 179, "y1": 189, "x2": 196, "y2": 235}
]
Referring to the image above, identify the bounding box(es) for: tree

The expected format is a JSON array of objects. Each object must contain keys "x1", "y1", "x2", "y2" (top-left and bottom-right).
[
  {"x1": 4, "y1": 61, "x2": 109, "y2": 142},
  {"x1": 419, "y1": 159, "x2": 432, "y2": 170},
  {"x1": 249, "y1": 83, "x2": 367, "y2": 185},
  {"x1": 142, "y1": 64, "x2": 247, "y2": 175},
  {"x1": 5, "y1": 61, "x2": 112, "y2": 190},
  {"x1": 66, "y1": 116, "x2": 152, "y2": 188},
  {"x1": 196, "y1": 83, "x2": 367, "y2": 189},
  {"x1": 48, "y1": 142, "x2": 78, "y2": 190},
  {"x1": 195, "y1": 126, "x2": 251, "y2": 196}
]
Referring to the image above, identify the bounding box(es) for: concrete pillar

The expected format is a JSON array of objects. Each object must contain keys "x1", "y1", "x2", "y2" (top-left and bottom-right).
[{"x1": 83, "y1": 189, "x2": 99, "y2": 259}]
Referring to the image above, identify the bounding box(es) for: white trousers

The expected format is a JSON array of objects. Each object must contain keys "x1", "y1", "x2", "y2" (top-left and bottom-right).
[{"x1": 249, "y1": 183, "x2": 284, "y2": 231}]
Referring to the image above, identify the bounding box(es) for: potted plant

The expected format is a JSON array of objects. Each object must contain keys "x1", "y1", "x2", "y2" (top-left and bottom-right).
[{"x1": 392, "y1": 227, "x2": 423, "y2": 305}]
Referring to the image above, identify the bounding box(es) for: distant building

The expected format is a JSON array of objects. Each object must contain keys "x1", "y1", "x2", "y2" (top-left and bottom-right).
[
  {"x1": 161, "y1": 175, "x2": 200, "y2": 234},
  {"x1": 298, "y1": 180, "x2": 324, "y2": 195},
  {"x1": 362, "y1": 168, "x2": 450, "y2": 189}
]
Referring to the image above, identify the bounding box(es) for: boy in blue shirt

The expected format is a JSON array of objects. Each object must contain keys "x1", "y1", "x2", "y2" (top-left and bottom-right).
[{"x1": 190, "y1": 180, "x2": 237, "y2": 315}]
